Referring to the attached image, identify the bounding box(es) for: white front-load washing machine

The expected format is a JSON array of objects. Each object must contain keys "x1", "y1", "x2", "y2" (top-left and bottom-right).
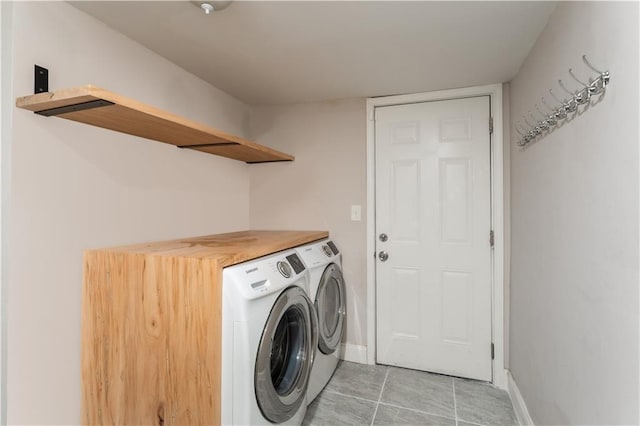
[
  {"x1": 295, "y1": 239, "x2": 346, "y2": 404},
  {"x1": 221, "y1": 249, "x2": 317, "y2": 425}
]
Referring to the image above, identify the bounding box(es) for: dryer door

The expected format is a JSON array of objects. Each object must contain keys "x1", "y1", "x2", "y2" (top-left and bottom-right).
[
  {"x1": 316, "y1": 263, "x2": 346, "y2": 355},
  {"x1": 255, "y1": 286, "x2": 317, "y2": 424}
]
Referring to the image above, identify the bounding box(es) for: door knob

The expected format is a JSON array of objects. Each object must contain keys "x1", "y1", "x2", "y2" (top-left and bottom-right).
[
  {"x1": 378, "y1": 251, "x2": 389, "y2": 262},
  {"x1": 379, "y1": 233, "x2": 388, "y2": 242}
]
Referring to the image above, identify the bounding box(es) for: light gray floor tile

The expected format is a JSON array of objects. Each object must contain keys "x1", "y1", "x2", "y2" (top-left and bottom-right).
[
  {"x1": 305, "y1": 363, "x2": 518, "y2": 426},
  {"x1": 373, "y1": 404, "x2": 456, "y2": 426},
  {"x1": 454, "y1": 378, "x2": 518, "y2": 426},
  {"x1": 324, "y1": 361, "x2": 388, "y2": 401},
  {"x1": 303, "y1": 391, "x2": 377, "y2": 426},
  {"x1": 380, "y1": 367, "x2": 455, "y2": 418}
]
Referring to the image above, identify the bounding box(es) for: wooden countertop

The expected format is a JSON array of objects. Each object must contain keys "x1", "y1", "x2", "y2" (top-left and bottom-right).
[{"x1": 87, "y1": 230, "x2": 328, "y2": 266}]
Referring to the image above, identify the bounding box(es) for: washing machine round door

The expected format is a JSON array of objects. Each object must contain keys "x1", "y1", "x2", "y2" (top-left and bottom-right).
[
  {"x1": 316, "y1": 263, "x2": 346, "y2": 355},
  {"x1": 255, "y1": 286, "x2": 317, "y2": 424}
]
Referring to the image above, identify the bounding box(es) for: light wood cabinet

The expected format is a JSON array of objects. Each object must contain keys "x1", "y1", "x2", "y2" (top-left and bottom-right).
[{"x1": 81, "y1": 230, "x2": 327, "y2": 425}]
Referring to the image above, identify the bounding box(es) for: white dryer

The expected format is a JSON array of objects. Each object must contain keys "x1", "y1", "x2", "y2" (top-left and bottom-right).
[
  {"x1": 221, "y1": 249, "x2": 317, "y2": 425},
  {"x1": 295, "y1": 239, "x2": 346, "y2": 404}
]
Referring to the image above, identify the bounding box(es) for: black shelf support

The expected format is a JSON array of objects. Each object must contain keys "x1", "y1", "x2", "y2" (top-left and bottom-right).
[{"x1": 34, "y1": 65, "x2": 48, "y2": 94}]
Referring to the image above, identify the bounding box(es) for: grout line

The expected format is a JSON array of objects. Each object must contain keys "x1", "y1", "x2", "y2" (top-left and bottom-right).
[
  {"x1": 369, "y1": 366, "x2": 390, "y2": 426},
  {"x1": 457, "y1": 420, "x2": 486, "y2": 426},
  {"x1": 456, "y1": 416, "x2": 487, "y2": 426},
  {"x1": 377, "y1": 367, "x2": 390, "y2": 401},
  {"x1": 323, "y1": 389, "x2": 379, "y2": 405},
  {"x1": 453, "y1": 378, "x2": 459, "y2": 426},
  {"x1": 376, "y1": 401, "x2": 458, "y2": 423}
]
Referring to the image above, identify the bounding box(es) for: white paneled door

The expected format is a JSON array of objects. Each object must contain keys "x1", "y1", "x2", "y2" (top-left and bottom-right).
[{"x1": 375, "y1": 96, "x2": 492, "y2": 381}]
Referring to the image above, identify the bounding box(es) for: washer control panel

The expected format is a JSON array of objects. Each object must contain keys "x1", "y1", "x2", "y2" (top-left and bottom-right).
[
  {"x1": 322, "y1": 245, "x2": 333, "y2": 257},
  {"x1": 276, "y1": 260, "x2": 292, "y2": 278},
  {"x1": 285, "y1": 253, "x2": 306, "y2": 274},
  {"x1": 223, "y1": 249, "x2": 310, "y2": 300}
]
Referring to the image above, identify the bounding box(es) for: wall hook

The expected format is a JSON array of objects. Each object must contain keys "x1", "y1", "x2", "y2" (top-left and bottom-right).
[
  {"x1": 582, "y1": 55, "x2": 606, "y2": 76},
  {"x1": 540, "y1": 97, "x2": 555, "y2": 112},
  {"x1": 568, "y1": 68, "x2": 589, "y2": 86},
  {"x1": 559, "y1": 79, "x2": 589, "y2": 106},
  {"x1": 517, "y1": 55, "x2": 610, "y2": 148},
  {"x1": 541, "y1": 97, "x2": 565, "y2": 121},
  {"x1": 515, "y1": 124, "x2": 524, "y2": 136},
  {"x1": 549, "y1": 88, "x2": 565, "y2": 105},
  {"x1": 525, "y1": 114, "x2": 536, "y2": 127},
  {"x1": 537, "y1": 104, "x2": 557, "y2": 126},
  {"x1": 581, "y1": 55, "x2": 610, "y2": 94},
  {"x1": 523, "y1": 117, "x2": 539, "y2": 135},
  {"x1": 515, "y1": 122, "x2": 529, "y2": 136},
  {"x1": 531, "y1": 110, "x2": 551, "y2": 130},
  {"x1": 569, "y1": 67, "x2": 598, "y2": 99},
  {"x1": 533, "y1": 104, "x2": 547, "y2": 119},
  {"x1": 558, "y1": 79, "x2": 576, "y2": 96}
]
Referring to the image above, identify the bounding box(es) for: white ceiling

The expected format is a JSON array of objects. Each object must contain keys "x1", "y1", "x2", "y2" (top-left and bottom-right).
[{"x1": 71, "y1": 1, "x2": 556, "y2": 105}]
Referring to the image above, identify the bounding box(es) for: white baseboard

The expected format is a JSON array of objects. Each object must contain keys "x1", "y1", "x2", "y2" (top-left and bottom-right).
[
  {"x1": 494, "y1": 367, "x2": 508, "y2": 390},
  {"x1": 508, "y1": 371, "x2": 534, "y2": 426},
  {"x1": 339, "y1": 343, "x2": 368, "y2": 364}
]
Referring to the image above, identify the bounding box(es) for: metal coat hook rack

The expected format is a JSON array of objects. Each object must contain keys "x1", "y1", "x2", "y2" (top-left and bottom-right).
[{"x1": 516, "y1": 55, "x2": 610, "y2": 147}]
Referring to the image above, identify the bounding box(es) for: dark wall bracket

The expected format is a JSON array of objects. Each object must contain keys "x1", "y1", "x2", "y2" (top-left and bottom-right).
[
  {"x1": 32, "y1": 65, "x2": 114, "y2": 116},
  {"x1": 34, "y1": 65, "x2": 48, "y2": 94},
  {"x1": 177, "y1": 142, "x2": 239, "y2": 149},
  {"x1": 35, "y1": 99, "x2": 115, "y2": 117}
]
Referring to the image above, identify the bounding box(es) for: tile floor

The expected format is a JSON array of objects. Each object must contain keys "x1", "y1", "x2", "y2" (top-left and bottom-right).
[{"x1": 303, "y1": 361, "x2": 518, "y2": 426}]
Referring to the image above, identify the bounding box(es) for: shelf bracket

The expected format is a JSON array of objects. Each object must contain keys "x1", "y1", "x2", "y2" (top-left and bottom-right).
[
  {"x1": 34, "y1": 65, "x2": 48, "y2": 94},
  {"x1": 178, "y1": 142, "x2": 239, "y2": 149},
  {"x1": 35, "y1": 99, "x2": 115, "y2": 117}
]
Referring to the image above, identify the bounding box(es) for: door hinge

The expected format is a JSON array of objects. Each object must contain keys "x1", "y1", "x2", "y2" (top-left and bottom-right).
[
  {"x1": 489, "y1": 117, "x2": 494, "y2": 135},
  {"x1": 489, "y1": 230, "x2": 494, "y2": 248},
  {"x1": 491, "y1": 343, "x2": 495, "y2": 360}
]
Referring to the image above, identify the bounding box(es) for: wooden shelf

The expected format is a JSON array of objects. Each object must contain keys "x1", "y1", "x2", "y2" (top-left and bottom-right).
[{"x1": 15, "y1": 85, "x2": 294, "y2": 164}]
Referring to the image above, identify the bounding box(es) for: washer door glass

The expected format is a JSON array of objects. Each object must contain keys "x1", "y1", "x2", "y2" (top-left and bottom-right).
[
  {"x1": 255, "y1": 286, "x2": 317, "y2": 424},
  {"x1": 316, "y1": 263, "x2": 346, "y2": 355},
  {"x1": 270, "y1": 307, "x2": 305, "y2": 395}
]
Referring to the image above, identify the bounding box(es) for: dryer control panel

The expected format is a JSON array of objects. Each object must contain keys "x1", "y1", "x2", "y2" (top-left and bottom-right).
[
  {"x1": 326, "y1": 241, "x2": 340, "y2": 255},
  {"x1": 295, "y1": 239, "x2": 340, "y2": 267}
]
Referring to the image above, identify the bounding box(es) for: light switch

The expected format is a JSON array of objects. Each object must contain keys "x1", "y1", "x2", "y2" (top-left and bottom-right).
[{"x1": 351, "y1": 205, "x2": 362, "y2": 221}]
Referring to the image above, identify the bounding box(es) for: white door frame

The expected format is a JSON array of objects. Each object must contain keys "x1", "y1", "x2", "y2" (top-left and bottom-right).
[
  {"x1": 0, "y1": 1, "x2": 12, "y2": 421},
  {"x1": 365, "y1": 84, "x2": 507, "y2": 389}
]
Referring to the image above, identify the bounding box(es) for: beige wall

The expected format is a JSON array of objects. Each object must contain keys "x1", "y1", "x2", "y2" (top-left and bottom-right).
[
  {"x1": 249, "y1": 99, "x2": 367, "y2": 346},
  {"x1": 509, "y1": 2, "x2": 638, "y2": 424},
  {"x1": 7, "y1": 3, "x2": 252, "y2": 424}
]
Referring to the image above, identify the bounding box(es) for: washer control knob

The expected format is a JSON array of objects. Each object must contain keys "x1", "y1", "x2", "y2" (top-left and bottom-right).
[
  {"x1": 276, "y1": 261, "x2": 292, "y2": 278},
  {"x1": 322, "y1": 245, "x2": 333, "y2": 257}
]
